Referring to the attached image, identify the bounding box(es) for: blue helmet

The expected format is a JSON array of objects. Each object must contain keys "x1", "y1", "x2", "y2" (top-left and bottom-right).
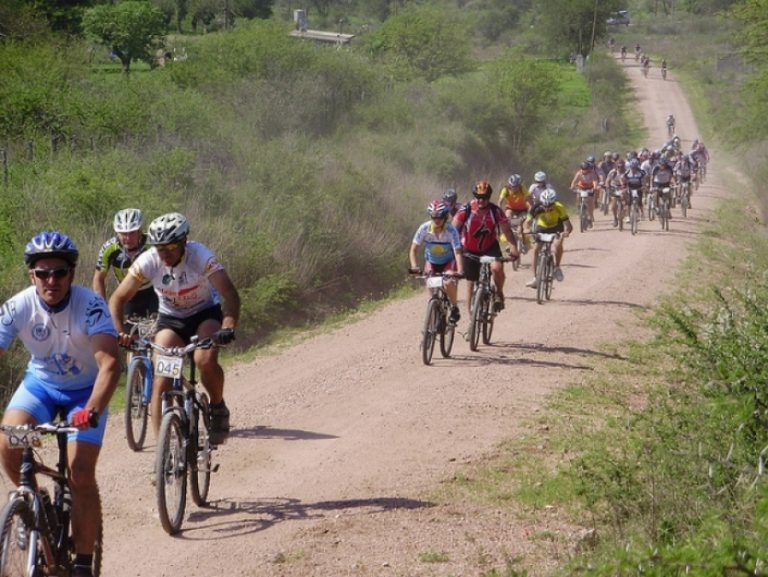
[{"x1": 24, "y1": 231, "x2": 79, "y2": 268}]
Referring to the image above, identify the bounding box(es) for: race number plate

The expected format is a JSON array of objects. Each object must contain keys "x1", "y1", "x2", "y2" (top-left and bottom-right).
[
  {"x1": 155, "y1": 355, "x2": 183, "y2": 378},
  {"x1": 426, "y1": 277, "x2": 444, "y2": 289}
]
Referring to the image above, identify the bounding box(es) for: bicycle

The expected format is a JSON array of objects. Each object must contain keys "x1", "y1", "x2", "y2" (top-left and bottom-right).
[
  {"x1": 464, "y1": 254, "x2": 511, "y2": 352},
  {"x1": 658, "y1": 186, "x2": 672, "y2": 231},
  {"x1": 628, "y1": 188, "x2": 642, "y2": 235},
  {"x1": 611, "y1": 187, "x2": 626, "y2": 231},
  {"x1": 410, "y1": 271, "x2": 461, "y2": 365},
  {"x1": 123, "y1": 315, "x2": 158, "y2": 451},
  {"x1": 0, "y1": 414, "x2": 102, "y2": 577},
  {"x1": 667, "y1": 120, "x2": 675, "y2": 137},
  {"x1": 506, "y1": 213, "x2": 528, "y2": 270},
  {"x1": 574, "y1": 188, "x2": 590, "y2": 233},
  {"x1": 678, "y1": 180, "x2": 691, "y2": 218},
  {"x1": 599, "y1": 185, "x2": 610, "y2": 216},
  {"x1": 646, "y1": 187, "x2": 656, "y2": 221},
  {"x1": 150, "y1": 336, "x2": 219, "y2": 535},
  {"x1": 533, "y1": 232, "x2": 559, "y2": 304}
]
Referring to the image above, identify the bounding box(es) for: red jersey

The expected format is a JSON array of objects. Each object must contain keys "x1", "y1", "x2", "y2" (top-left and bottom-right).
[{"x1": 452, "y1": 200, "x2": 508, "y2": 253}]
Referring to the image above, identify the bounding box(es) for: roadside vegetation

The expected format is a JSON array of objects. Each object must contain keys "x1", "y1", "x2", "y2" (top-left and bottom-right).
[
  {"x1": 437, "y1": 3, "x2": 768, "y2": 576},
  {"x1": 0, "y1": 0, "x2": 634, "y2": 397}
]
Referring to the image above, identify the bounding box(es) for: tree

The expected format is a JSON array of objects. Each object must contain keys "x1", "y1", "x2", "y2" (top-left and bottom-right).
[
  {"x1": 533, "y1": 0, "x2": 622, "y2": 57},
  {"x1": 732, "y1": 0, "x2": 768, "y2": 63},
  {"x1": 82, "y1": 1, "x2": 166, "y2": 74},
  {"x1": 368, "y1": 5, "x2": 472, "y2": 82}
]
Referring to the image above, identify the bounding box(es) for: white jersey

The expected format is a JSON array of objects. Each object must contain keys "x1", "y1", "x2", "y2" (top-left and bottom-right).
[
  {"x1": 129, "y1": 241, "x2": 225, "y2": 318},
  {"x1": 0, "y1": 286, "x2": 117, "y2": 390}
]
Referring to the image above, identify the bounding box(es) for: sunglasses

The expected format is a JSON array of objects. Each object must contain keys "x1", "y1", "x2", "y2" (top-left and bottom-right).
[
  {"x1": 33, "y1": 267, "x2": 70, "y2": 280},
  {"x1": 474, "y1": 195, "x2": 490, "y2": 201},
  {"x1": 155, "y1": 241, "x2": 181, "y2": 252}
]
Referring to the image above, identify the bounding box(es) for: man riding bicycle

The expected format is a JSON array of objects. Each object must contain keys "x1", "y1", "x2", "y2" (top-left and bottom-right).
[
  {"x1": 410, "y1": 200, "x2": 464, "y2": 324},
  {"x1": 0, "y1": 231, "x2": 121, "y2": 577},
  {"x1": 570, "y1": 161, "x2": 599, "y2": 227},
  {"x1": 109, "y1": 213, "x2": 240, "y2": 445},
  {"x1": 452, "y1": 181, "x2": 519, "y2": 313},
  {"x1": 498, "y1": 174, "x2": 531, "y2": 253},
  {"x1": 525, "y1": 189, "x2": 573, "y2": 288},
  {"x1": 93, "y1": 208, "x2": 158, "y2": 321}
]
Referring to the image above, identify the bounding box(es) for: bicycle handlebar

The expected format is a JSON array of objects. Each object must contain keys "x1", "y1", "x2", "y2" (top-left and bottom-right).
[{"x1": 148, "y1": 336, "x2": 216, "y2": 357}]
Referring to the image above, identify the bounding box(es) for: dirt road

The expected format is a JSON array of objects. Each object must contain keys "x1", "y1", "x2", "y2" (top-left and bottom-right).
[{"x1": 25, "y1": 57, "x2": 726, "y2": 576}]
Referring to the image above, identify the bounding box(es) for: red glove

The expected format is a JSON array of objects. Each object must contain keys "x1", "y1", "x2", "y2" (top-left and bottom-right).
[{"x1": 72, "y1": 408, "x2": 96, "y2": 430}]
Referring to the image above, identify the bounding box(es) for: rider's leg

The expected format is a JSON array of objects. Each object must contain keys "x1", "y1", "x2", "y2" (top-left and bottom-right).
[
  {"x1": 445, "y1": 280, "x2": 458, "y2": 307},
  {"x1": 554, "y1": 238, "x2": 565, "y2": 267},
  {"x1": 68, "y1": 441, "x2": 101, "y2": 558},
  {"x1": 491, "y1": 261, "x2": 505, "y2": 300},
  {"x1": 465, "y1": 280, "x2": 474, "y2": 315},
  {"x1": 150, "y1": 328, "x2": 184, "y2": 436}
]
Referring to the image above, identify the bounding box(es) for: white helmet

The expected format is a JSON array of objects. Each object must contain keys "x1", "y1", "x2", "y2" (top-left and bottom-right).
[
  {"x1": 147, "y1": 212, "x2": 189, "y2": 245},
  {"x1": 541, "y1": 188, "x2": 557, "y2": 206},
  {"x1": 113, "y1": 208, "x2": 144, "y2": 233},
  {"x1": 534, "y1": 171, "x2": 547, "y2": 184}
]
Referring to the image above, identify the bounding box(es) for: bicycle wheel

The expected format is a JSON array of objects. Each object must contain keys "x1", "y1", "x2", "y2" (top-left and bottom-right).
[
  {"x1": 579, "y1": 203, "x2": 588, "y2": 232},
  {"x1": 536, "y1": 253, "x2": 547, "y2": 305},
  {"x1": 648, "y1": 196, "x2": 655, "y2": 221},
  {"x1": 190, "y1": 393, "x2": 212, "y2": 506},
  {"x1": 0, "y1": 497, "x2": 35, "y2": 577},
  {"x1": 421, "y1": 298, "x2": 439, "y2": 365},
  {"x1": 439, "y1": 306, "x2": 455, "y2": 358},
  {"x1": 630, "y1": 203, "x2": 638, "y2": 235},
  {"x1": 681, "y1": 190, "x2": 688, "y2": 218},
  {"x1": 468, "y1": 288, "x2": 484, "y2": 351},
  {"x1": 545, "y1": 257, "x2": 554, "y2": 300},
  {"x1": 124, "y1": 359, "x2": 149, "y2": 451},
  {"x1": 481, "y1": 291, "x2": 494, "y2": 345},
  {"x1": 618, "y1": 200, "x2": 624, "y2": 231},
  {"x1": 156, "y1": 412, "x2": 188, "y2": 534}
]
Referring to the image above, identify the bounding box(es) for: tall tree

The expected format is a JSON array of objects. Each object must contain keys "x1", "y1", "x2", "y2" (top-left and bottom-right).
[
  {"x1": 82, "y1": 1, "x2": 166, "y2": 74},
  {"x1": 533, "y1": 0, "x2": 621, "y2": 56}
]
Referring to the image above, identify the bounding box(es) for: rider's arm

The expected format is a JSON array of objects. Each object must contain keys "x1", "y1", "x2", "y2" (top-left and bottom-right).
[
  {"x1": 562, "y1": 218, "x2": 574, "y2": 237},
  {"x1": 85, "y1": 332, "x2": 121, "y2": 416},
  {"x1": 409, "y1": 242, "x2": 421, "y2": 270},
  {"x1": 454, "y1": 249, "x2": 465, "y2": 276},
  {"x1": 92, "y1": 269, "x2": 108, "y2": 300},
  {"x1": 208, "y1": 269, "x2": 240, "y2": 331},
  {"x1": 109, "y1": 273, "x2": 143, "y2": 336}
]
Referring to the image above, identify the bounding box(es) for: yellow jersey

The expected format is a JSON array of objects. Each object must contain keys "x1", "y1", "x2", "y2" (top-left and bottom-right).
[{"x1": 531, "y1": 202, "x2": 569, "y2": 230}]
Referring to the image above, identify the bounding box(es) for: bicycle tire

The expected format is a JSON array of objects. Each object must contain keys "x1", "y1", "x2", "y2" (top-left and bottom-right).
[
  {"x1": 660, "y1": 199, "x2": 668, "y2": 231},
  {"x1": 648, "y1": 196, "x2": 655, "y2": 221},
  {"x1": 536, "y1": 252, "x2": 547, "y2": 305},
  {"x1": 681, "y1": 190, "x2": 688, "y2": 218},
  {"x1": 421, "y1": 298, "x2": 439, "y2": 365},
  {"x1": 0, "y1": 497, "x2": 36, "y2": 577},
  {"x1": 618, "y1": 199, "x2": 624, "y2": 231},
  {"x1": 468, "y1": 288, "x2": 484, "y2": 351},
  {"x1": 580, "y1": 203, "x2": 588, "y2": 233},
  {"x1": 125, "y1": 359, "x2": 149, "y2": 451},
  {"x1": 631, "y1": 203, "x2": 638, "y2": 235},
  {"x1": 439, "y1": 305, "x2": 455, "y2": 358},
  {"x1": 481, "y1": 290, "x2": 494, "y2": 345},
  {"x1": 545, "y1": 256, "x2": 554, "y2": 300},
  {"x1": 156, "y1": 412, "x2": 187, "y2": 534},
  {"x1": 189, "y1": 392, "x2": 212, "y2": 506}
]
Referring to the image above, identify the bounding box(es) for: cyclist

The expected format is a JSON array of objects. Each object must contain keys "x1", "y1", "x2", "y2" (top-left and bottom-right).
[
  {"x1": 0, "y1": 231, "x2": 121, "y2": 577},
  {"x1": 620, "y1": 45, "x2": 627, "y2": 61},
  {"x1": 675, "y1": 152, "x2": 697, "y2": 207},
  {"x1": 666, "y1": 114, "x2": 675, "y2": 136},
  {"x1": 409, "y1": 200, "x2": 464, "y2": 324},
  {"x1": 605, "y1": 158, "x2": 627, "y2": 227},
  {"x1": 109, "y1": 213, "x2": 240, "y2": 445},
  {"x1": 498, "y1": 174, "x2": 531, "y2": 253},
  {"x1": 651, "y1": 158, "x2": 675, "y2": 212},
  {"x1": 93, "y1": 208, "x2": 158, "y2": 321},
  {"x1": 621, "y1": 158, "x2": 647, "y2": 217},
  {"x1": 525, "y1": 189, "x2": 573, "y2": 288},
  {"x1": 529, "y1": 171, "x2": 553, "y2": 208},
  {"x1": 442, "y1": 188, "x2": 461, "y2": 217},
  {"x1": 570, "y1": 161, "x2": 599, "y2": 227},
  {"x1": 634, "y1": 44, "x2": 641, "y2": 61},
  {"x1": 452, "y1": 180, "x2": 519, "y2": 313},
  {"x1": 661, "y1": 58, "x2": 668, "y2": 79}
]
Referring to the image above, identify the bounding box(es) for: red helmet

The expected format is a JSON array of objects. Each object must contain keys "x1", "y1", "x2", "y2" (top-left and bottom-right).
[{"x1": 472, "y1": 180, "x2": 493, "y2": 199}]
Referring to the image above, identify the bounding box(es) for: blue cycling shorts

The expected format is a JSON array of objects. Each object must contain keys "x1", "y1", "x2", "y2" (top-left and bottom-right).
[{"x1": 6, "y1": 374, "x2": 109, "y2": 446}]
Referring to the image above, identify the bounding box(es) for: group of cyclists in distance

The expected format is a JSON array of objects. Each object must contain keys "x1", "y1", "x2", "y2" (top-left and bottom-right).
[
  {"x1": 410, "y1": 128, "x2": 710, "y2": 326},
  {"x1": 0, "y1": 210, "x2": 240, "y2": 576}
]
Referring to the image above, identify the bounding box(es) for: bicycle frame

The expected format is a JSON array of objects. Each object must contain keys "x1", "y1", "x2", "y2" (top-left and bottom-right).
[
  {"x1": 534, "y1": 233, "x2": 558, "y2": 304},
  {"x1": 0, "y1": 421, "x2": 100, "y2": 577}
]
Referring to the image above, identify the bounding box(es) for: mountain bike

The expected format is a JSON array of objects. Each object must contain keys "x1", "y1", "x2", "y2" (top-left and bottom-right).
[
  {"x1": 658, "y1": 187, "x2": 672, "y2": 231},
  {"x1": 611, "y1": 187, "x2": 626, "y2": 231},
  {"x1": 411, "y1": 271, "x2": 462, "y2": 365},
  {"x1": 629, "y1": 188, "x2": 642, "y2": 235},
  {"x1": 123, "y1": 315, "x2": 157, "y2": 451},
  {"x1": 534, "y1": 232, "x2": 559, "y2": 304},
  {"x1": 150, "y1": 337, "x2": 219, "y2": 534},
  {"x1": 0, "y1": 414, "x2": 102, "y2": 577},
  {"x1": 574, "y1": 188, "x2": 590, "y2": 232},
  {"x1": 678, "y1": 179, "x2": 691, "y2": 218},
  {"x1": 506, "y1": 214, "x2": 528, "y2": 271},
  {"x1": 464, "y1": 254, "x2": 511, "y2": 352},
  {"x1": 599, "y1": 185, "x2": 610, "y2": 216},
  {"x1": 661, "y1": 66, "x2": 667, "y2": 80},
  {"x1": 646, "y1": 187, "x2": 656, "y2": 221}
]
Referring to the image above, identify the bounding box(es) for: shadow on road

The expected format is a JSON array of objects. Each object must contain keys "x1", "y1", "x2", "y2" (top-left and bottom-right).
[
  {"x1": 176, "y1": 495, "x2": 435, "y2": 539},
  {"x1": 229, "y1": 426, "x2": 338, "y2": 441}
]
